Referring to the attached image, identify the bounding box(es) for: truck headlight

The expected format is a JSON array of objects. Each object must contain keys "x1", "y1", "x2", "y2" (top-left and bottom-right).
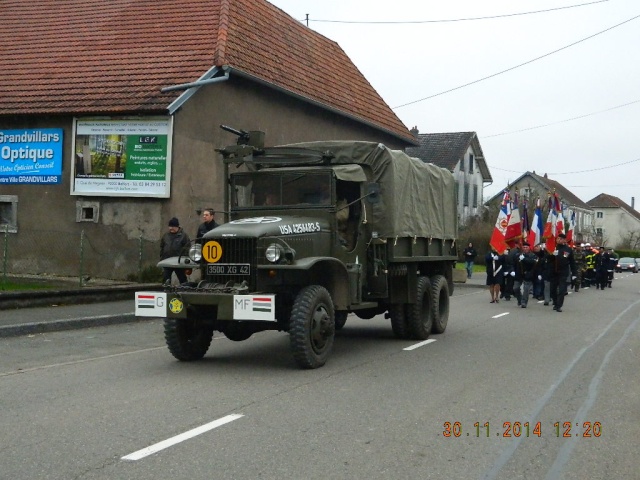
[
  {"x1": 189, "y1": 244, "x2": 202, "y2": 262},
  {"x1": 266, "y1": 243, "x2": 283, "y2": 263}
]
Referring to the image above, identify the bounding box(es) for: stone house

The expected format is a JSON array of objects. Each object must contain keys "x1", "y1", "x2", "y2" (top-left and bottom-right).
[{"x1": 0, "y1": 0, "x2": 415, "y2": 279}]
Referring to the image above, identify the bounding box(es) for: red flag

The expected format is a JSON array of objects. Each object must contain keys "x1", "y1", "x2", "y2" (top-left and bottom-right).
[
  {"x1": 490, "y1": 192, "x2": 509, "y2": 254},
  {"x1": 543, "y1": 195, "x2": 557, "y2": 253}
]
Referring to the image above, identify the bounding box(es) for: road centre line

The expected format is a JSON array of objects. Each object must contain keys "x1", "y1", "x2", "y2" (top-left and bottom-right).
[
  {"x1": 122, "y1": 414, "x2": 244, "y2": 461},
  {"x1": 403, "y1": 339, "x2": 436, "y2": 351}
]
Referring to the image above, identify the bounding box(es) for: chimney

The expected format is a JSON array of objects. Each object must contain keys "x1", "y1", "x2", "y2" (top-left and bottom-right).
[
  {"x1": 632, "y1": 197, "x2": 635, "y2": 209},
  {"x1": 410, "y1": 126, "x2": 419, "y2": 138}
]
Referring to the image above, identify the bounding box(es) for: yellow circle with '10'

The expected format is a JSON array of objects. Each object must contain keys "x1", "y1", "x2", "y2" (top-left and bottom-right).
[{"x1": 202, "y1": 241, "x2": 223, "y2": 263}]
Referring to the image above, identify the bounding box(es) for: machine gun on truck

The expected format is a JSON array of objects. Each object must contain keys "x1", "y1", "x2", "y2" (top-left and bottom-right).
[{"x1": 136, "y1": 127, "x2": 458, "y2": 369}]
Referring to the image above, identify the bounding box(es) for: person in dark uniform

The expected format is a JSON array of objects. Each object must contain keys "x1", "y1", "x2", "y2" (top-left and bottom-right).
[
  {"x1": 549, "y1": 234, "x2": 576, "y2": 313},
  {"x1": 514, "y1": 242, "x2": 539, "y2": 308},
  {"x1": 485, "y1": 247, "x2": 504, "y2": 303},
  {"x1": 595, "y1": 247, "x2": 609, "y2": 290}
]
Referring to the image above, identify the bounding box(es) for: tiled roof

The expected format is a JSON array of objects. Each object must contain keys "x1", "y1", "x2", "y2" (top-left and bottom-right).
[
  {"x1": 0, "y1": 0, "x2": 413, "y2": 143},
  {"x1": 587, "y1": 193, "x2": 640, "y2": 222},
  {"x1": 405, "y1": 132, "x2": 492, "y2": 181},
  {"x1": 485, "y1": 171, "x2": 591, "y2": 210}
]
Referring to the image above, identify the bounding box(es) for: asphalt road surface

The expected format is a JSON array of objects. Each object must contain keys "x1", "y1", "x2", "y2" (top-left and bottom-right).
[{"x1": 1, "y1": 275, "x2": 639, "y2": 479}]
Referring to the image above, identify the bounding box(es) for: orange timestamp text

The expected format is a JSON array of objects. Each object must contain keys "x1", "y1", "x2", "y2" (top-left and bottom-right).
[{"x1": 442, "y1": 421, "x2": 602, "y2": 438}]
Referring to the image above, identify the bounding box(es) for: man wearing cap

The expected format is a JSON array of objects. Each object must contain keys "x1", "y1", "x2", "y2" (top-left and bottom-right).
[
  {"x1": 548, "y1": 233, "x2": 576, "y2": 313},
  {"x1": 160, "y1": 217, "x2": 191, "y2": 284}
]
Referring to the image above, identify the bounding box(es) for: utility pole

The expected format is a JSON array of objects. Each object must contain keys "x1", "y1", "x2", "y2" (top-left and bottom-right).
[{"x1": 305, "y1": 14, "x2": 309, "y2": 27}]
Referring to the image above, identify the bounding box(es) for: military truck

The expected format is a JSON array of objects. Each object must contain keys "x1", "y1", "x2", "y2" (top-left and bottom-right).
[{"x1": 136, "y1": 127, "x2": 458, "y2": 369}]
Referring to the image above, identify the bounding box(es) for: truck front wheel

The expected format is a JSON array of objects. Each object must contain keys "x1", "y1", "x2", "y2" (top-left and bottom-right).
[
  {"x1": 164, "y1": 318, "x2": 214, "y2": 361},
  {"x1": 289, "y1": 286, "x2": 335, "y2": 369},
  {"x1": 408, "y1": 276, "x2": 433, "y2": 340}
]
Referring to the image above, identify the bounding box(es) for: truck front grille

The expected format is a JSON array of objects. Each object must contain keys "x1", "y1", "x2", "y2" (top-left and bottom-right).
[{"x1": 205, "y1": 238, "x2": 257, "y2": 289}]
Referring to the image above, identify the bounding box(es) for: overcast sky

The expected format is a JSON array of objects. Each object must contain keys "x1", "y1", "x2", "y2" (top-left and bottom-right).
[{"x1": 269, "y1": 0, "x2": 640, "y2": 206}]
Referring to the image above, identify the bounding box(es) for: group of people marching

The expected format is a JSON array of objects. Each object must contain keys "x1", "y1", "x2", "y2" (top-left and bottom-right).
[{"x1": 485, "y1": 234, "x2": 617, "y2": 313}]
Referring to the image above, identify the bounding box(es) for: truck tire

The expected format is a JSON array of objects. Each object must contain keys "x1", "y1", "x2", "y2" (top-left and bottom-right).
[
  {"x1": 407, "y1": 276, "x2": 433, "y2": 340},
  {"x1": 335, "y1": 311, "x2": 348, "y2": 330},
  {"x1": 430, "y1": 274, "x2": 450, "y2": 334},
  {"x1": 289, "y1": 285, "x2": 335, "y2": 369},
  {"x1": 389, "y1": 303, "x2": 410, "y2": 339},
  {"x1": 164, "y1": 318, "x2": 214, "y2": 361}
]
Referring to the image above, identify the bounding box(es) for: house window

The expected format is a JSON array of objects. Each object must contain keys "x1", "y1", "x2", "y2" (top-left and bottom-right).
[
  {"x1": 596, "y1": 212, "x2": 603, "y2": 218},
  {"x1": 0, "y1": 195, "x2": 18, "y2": 233},
  {"x1": 468, "y1": 154, "x2": 474, "y2": 173},
  {"x1": 596, "y1": 227, "x2": 603, "y2": 236},
  {"x1": 473, "y1": 184, "x2": 478, "y2": 208},
  {"x1": 463, "y1": 182, "x2": 470, "y2": 207}
]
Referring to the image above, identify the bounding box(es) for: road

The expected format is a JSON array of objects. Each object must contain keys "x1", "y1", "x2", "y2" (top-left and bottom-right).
[{"x1": 1, "y1": 275, "x2": 639, "y2": 479}]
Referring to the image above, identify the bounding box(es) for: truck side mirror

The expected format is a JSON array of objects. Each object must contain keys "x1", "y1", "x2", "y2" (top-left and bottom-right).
[{"x1": 366, "y1": 183, "x2": 380, "y2": 204}]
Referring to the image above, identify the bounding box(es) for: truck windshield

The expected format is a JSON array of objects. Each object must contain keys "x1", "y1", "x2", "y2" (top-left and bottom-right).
[{"x1": 231, "y1": 171, "x2": 332, "y2": 208}]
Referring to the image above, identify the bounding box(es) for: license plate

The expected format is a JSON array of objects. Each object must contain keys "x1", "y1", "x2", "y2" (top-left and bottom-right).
[{"x1": 207, "y1": 263, "x2": 251, "y2": 275}]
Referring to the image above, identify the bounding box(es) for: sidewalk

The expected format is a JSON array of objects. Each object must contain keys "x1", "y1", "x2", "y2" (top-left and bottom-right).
[
  {"x1": 0, "y1": 278, "x2": 161, "y2": 337},
  {"x1": 0, "y1": 274, "x2": 484, "y2": 338}
]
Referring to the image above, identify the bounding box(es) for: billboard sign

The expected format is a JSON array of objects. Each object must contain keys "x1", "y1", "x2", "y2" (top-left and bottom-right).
[
  {"x1": 71, "y1": 117, "x2": 172, "y2": 197},
  {"x1": 0, "y1": 128, "x2": 64, "y2": 184}
]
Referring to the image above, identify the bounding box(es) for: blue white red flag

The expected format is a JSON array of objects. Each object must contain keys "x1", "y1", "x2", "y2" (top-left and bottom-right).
[{"x1": 527, "y1": 199, "x2": 543, "y2": 247}]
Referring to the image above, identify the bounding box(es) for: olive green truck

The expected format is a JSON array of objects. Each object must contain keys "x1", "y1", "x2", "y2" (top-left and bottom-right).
[{"x1": 136, "y1": 128, "x2": 458, "y2": 369}]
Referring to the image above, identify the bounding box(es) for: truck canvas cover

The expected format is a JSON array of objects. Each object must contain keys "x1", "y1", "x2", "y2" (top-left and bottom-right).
[{"x1": 278, "y1": 141, "x2": 458, "y2": 240}]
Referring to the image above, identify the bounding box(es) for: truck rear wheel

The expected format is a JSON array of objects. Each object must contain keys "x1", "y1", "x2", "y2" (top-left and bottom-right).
[
  {"x1": 164, "y1": 318, "x2": 214, "y2": 361},
  {"x1": 407, "y1": 276, "x2": 433, "y2": 340},
  {"x1": 289, "y1": 286, "x2": 335, "y2": 369},
  {"x1": 389, "y1": 303, "x2": 410, "y2": 339},
  {"x1": 430, "y1": 274, "x2": 450, "y2": 334}
]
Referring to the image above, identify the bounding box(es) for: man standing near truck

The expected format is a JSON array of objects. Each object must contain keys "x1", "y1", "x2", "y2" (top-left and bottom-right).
[
  {"x1": 196, "y1": 208, "x2": 219, "y2": 243},
  {"x1": 463, "y1": 242, "x2": 477, "y2": 279}
]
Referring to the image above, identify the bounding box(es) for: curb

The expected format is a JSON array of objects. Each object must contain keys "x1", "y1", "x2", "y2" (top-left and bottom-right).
[
  {"x1": 0, "y1": 313, "x2": 154, "y2": 338},
  {"x1": 0, "y1": 283, "x2": 162, "y2": 310}
]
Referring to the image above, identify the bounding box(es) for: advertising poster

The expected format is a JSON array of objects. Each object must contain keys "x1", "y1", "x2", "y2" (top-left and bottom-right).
[
  {"x1": 0, "y1": 128, "x2": 63, "y2": 184},
  {"x1": 71, "y1": 118, "x2": 172, "y2": 197}
]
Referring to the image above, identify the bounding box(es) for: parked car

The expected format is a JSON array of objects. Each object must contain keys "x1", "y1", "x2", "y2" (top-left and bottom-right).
[{"x1": 615, "y1": 257, "x2": 638, "y2": 273}]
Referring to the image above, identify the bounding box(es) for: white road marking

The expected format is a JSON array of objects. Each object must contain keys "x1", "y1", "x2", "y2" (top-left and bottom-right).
[
  {"x1": 492, "y1": 313, "x2": 509, "y2": 318},
  {"x1": 122, "y1": 414, "x2": 244, "y2": 461},
  {"x1": 403, "y1": 339, "x2": 436, "y2": 351}
]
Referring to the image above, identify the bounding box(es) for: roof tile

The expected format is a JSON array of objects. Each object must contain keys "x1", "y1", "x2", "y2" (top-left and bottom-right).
[{"x1": 0, "y1": 0, "x2": 412, "y2": 142}]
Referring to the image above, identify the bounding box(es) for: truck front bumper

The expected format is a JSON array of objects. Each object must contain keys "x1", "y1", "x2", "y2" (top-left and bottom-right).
[{"x1": 134, "y1": 291, "x2": 276, "y2": 321}]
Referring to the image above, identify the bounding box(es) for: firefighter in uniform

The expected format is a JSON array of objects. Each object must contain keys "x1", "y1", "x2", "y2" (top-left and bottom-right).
[{"x1": 583, "y1": 243, "x2": 596, "y2": 287}]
